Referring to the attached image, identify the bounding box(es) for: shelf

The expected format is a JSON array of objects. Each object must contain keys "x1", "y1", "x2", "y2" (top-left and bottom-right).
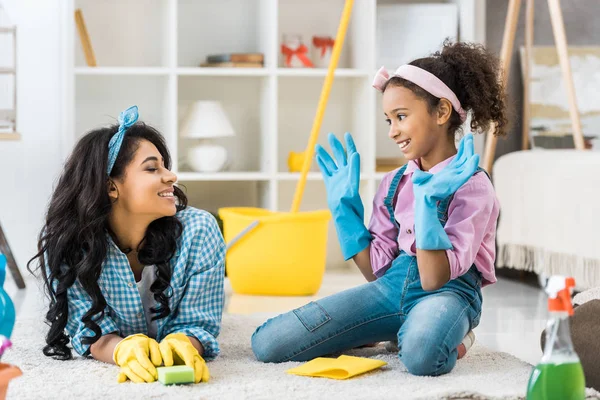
[
  {"x1": 175, "y1": 172, "x2": 379, "y2": 182},
  {"x1": 65, "y1": 0, "x2": 481, "y2": 270},
  {"x1": 0, "y1": 68, "x2": 15, "y2": 74},
  {"x1": 0, "y1": 132, "x2": 20, "y2": 141},
  {"x1": 174, "y1": 68, "x2": 367, "y2": 77},
  {"x1": 278, "y1": 0, "x2": 360, "y2": 69},
  {"x1": 182, "y1": 180, "x2": 272, "y2": 212},
  {"x1": 177, "y1": 67, "x2": 269, "y2": 77},
  {"x1": 276, "y1": 172, "x2": 377, "y2": 181},
  {"x1": 277, "y1": 172, "x2": 323, "y2": 181},
  {"x1": 177, "y1": 172, "x2": 271, "y2": 181},
  {"x1": 177, "y1": 75, "x2": 271, "y2": 173},
  {"x1": 74, "y1": 0, "x2": 171, "y2": 67},
  {"x1": 75, "y1": 75, "x2": 170, "y2": 141},
  {"x1": 0, "y1": 27, "x2": 15, "y2": 33},
  {"x1": 277, "y1": 76, "x2": 370, "y2": 173},
  {"x1": 276, "y1": 68, "x2": 368, "y2": 78},
  {"x1": 74, "y1": 67, "x2": 170, "y2": 76},
  {"x1": 74, "y1": 67, "x2": 275, "y2": 77},
  {"x1": 178, "y1": 0, "x2": 270, "y2": 68}
]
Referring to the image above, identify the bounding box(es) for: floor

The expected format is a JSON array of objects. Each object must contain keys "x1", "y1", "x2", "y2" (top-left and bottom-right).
[{"x1": 6, "y1": 268, "x2": 548, "y2": 365}]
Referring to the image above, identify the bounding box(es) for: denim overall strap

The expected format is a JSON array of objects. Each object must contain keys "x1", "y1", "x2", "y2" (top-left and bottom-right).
[
  {"x1": 426, "y1": 166, "x2": 489, "y2": 318},
  {"x1": 436, "y1": 167, "x2": 489, "y2": 225},
  {"x1": 383, "y1": 165, "x2": 490, "y2": 231},
  {"x1": 383, "y1": 164, "x2": 409, "y2": 228},
  {"x1": 386, "y1": 166, "x2": 488, "y2": 336}
]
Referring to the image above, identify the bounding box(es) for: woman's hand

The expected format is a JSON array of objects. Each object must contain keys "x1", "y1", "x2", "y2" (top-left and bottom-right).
[
  {"x1": 113, "y1": 334, "x2": 162, "y2": 383},
  {"x1": 159, "y1": 333, "x2": 210, "y2": 384}
]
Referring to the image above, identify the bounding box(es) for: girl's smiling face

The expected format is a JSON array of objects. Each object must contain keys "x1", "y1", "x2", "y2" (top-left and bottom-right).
[{"x1": 382, "y1": 84, "x2": 457, "y2": 170}]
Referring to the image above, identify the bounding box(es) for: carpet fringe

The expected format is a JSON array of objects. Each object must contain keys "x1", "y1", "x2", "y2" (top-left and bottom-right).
[{"x1": 497, "y1": 243, "x2": 600, "y2": 290}]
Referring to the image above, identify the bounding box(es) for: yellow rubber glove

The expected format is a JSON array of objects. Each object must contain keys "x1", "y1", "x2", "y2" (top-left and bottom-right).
[
  {"x1": 159, "y1": 333, "x2": 210, "y2": 383},
  {"x1": 113, "y1": 334, "x2": 162, "y2": 383}
]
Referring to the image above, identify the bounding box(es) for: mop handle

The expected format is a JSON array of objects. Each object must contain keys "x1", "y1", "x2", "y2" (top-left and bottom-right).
[{"x1": 290, "y1": 0, "x2": 355, "y2": 213}]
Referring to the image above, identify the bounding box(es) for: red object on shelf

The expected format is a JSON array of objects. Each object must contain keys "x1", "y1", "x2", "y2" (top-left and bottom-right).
[
  {"x1": 281, "y1": 44, "x2": 314, "y2": 68},
  {"x1": 313, "y1": 36, "x2": 335, "y2": 57}
]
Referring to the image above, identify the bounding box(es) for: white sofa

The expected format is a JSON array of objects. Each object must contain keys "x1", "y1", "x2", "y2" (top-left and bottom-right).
[{"x1": 493, "y1": 150, "x2": 600, "y2": 289}]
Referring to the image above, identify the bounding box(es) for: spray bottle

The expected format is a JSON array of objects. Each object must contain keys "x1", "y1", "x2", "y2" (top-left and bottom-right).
[{"x1": 526, "y1": 276, "x2": 585, "y2": 399}]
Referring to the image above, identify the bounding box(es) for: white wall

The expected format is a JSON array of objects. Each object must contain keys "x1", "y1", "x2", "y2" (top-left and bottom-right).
[{"x1": 0, "y1": 0, "x2": 63, "y2": 288}]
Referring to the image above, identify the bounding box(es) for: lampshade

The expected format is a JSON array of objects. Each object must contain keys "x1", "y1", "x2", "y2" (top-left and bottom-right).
[{"x1": 179, "y1": 101, "x2": 236, "y2": 139}]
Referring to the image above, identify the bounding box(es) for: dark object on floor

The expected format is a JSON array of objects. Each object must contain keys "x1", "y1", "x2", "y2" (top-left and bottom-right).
[
  {"x1": 0, "y1": 222, "x2": 25, "y2": 289},
  {"x1": 494, "y1": 267, "x2": 540, "y2": 288},
  {"x1": 540, "y1": 300, "x2": 600, "y2": 391}
]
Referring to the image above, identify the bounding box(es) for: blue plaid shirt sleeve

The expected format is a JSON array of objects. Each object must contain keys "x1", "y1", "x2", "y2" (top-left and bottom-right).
[
  {"x1": 65, "y1": 278, "x2": 119, "y2": 357},
  {"x1": 161, "y1": 209, "x2": 225, "y2": 360}
]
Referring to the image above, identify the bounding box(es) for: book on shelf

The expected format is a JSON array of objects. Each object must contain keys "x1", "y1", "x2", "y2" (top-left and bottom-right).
[
  {"x1": 206, "y1": 53, "x2": 264, "y2": 64},
  {"x1": 200, "y1": 61, "x2": 264, "y2": 68}
]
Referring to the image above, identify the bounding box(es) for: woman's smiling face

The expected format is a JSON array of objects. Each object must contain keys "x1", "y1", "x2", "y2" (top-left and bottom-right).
[{"x1": 109, "y1": 139, "x2": 178, "y2": 219}]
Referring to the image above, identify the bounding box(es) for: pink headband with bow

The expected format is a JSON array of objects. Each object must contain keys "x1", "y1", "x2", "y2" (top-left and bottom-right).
[{"x1": 372, "y1": 65, "x2": 467, "y2": 122}]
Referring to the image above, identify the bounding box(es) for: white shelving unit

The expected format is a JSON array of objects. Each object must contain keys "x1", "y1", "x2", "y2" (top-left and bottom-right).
[{"x1": 61, "y1": 0, "x2": 484, "y2": 269}]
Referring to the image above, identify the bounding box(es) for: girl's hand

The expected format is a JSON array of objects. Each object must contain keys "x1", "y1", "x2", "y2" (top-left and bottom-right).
[
  {"x1": 411, "y1": 134, "x2": 479, "y2": 250},
  {"x1": 315, "y1": 132, "x2": 361, "y2": 214},
  {"x1": 412, "y1": 134, "x2": 480, "y2": 200},
  {"x1": 315, "y1": 133, "x2": 371, "y2": 260}
]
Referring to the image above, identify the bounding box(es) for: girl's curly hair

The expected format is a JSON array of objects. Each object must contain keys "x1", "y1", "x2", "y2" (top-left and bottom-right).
[{"x1": 383, "y1": 39, "x2": 509, "y2": 137}]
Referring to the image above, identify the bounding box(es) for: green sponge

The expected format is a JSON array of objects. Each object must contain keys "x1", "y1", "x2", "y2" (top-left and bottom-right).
[{"x1": 157, "y1": 366, "x2": 195, "y2": 385}]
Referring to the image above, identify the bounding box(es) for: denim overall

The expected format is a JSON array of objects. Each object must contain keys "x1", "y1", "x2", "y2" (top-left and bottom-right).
[{"x1": 252, "y1": 165, "x2": 486, "y2": 376}]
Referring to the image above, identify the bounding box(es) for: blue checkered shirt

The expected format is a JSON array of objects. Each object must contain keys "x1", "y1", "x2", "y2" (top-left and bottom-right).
[{"x1": 63, "y1": 207, "x2": 225, "y2": 359}]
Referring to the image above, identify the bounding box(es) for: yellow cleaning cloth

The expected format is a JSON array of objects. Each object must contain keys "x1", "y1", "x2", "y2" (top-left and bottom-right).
[{"x1": 286, "y1": 355, "x2": 387, "y2": 380}]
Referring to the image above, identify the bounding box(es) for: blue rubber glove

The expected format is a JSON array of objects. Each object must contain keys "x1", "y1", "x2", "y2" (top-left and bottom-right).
[
  {"x1": 316, "y1": 133, "x2": 371, "y2": 260},
  {"x1": 411, "y1": 134, "x2": 480, "y2": 250}
]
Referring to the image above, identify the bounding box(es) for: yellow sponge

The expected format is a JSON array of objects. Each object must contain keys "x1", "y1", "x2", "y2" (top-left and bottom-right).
[
  {"x1": 157, "y1": 366, "x2": 195, "y2": 385},
  {"x1": 287, "y1": 355, "x2": 387, "y2": 380}
]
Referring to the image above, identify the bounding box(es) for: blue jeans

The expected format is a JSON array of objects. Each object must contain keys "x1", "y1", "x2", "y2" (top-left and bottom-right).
[{"x1": 251, "y1": 252, "x2": 482, "y2": 376}]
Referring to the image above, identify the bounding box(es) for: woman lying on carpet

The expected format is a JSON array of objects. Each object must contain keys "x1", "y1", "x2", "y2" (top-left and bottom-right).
[
  {"x1": 28, "y1": 106, "x2": 225, "y2": 384},
  {"x1": 252, "y1": 41, "x2": 507, "y2": 376}
]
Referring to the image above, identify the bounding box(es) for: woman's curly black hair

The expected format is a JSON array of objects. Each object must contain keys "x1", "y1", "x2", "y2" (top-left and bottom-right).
[
  {"x1": 383, "y1": 40, "x2": 509, "y2": 138},
  {"x1": 27, "y1": 122, "x2": 187, "y2": 360}
]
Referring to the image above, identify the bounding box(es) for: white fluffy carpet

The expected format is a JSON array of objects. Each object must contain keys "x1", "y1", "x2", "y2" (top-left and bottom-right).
[{"x1": 4, "y1": 314, "x2": 600, "y2": 400}]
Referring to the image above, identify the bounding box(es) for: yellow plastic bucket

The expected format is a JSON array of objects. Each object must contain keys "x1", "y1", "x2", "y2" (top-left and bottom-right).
[{"x1": 218, "y1": 207, "x2": 331, "y2": 296}]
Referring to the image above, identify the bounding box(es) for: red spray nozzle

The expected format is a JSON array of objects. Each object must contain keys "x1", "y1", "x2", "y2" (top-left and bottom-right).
[{"x1": 547, "y1": 276, "x2": 575, "y2": 315}]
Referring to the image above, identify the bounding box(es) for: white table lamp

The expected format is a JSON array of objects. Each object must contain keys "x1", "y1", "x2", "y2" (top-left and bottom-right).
[{"x1": 179, "y1": 101, "x2": 235, "y2": 172}]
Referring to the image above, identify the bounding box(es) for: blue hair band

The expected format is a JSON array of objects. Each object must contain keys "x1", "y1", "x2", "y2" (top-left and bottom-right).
[{"x1": 106, "y1": 105, "x2": 139, "y2": 176}]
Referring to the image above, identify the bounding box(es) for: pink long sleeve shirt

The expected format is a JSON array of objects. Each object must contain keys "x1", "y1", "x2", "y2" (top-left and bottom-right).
[{"x1": 368, "y1": 155, "x2": 499, "y2": 286}]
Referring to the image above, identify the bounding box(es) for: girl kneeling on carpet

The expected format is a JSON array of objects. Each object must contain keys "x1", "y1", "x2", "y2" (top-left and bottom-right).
[
  {"x1": 28, "y1": 106, "x2": 225, "y2": 384},
  {"x1": 252, "y1": 41, "x2": 507, "y2": 376}
]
